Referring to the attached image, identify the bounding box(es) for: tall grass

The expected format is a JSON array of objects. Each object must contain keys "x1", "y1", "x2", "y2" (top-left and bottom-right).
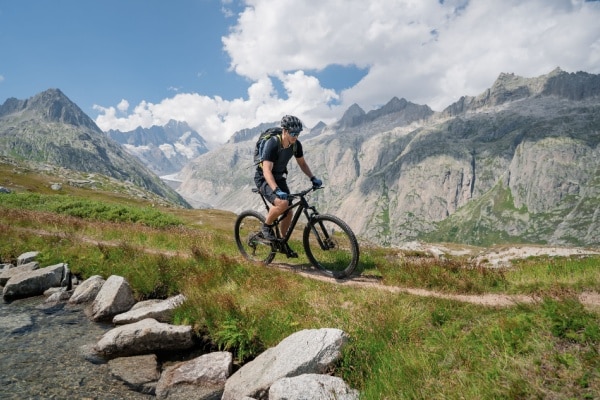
[
  {"x1": 1, "y1": 188, "x2": 599, "y2": 399},
  {"x1": 0, "y1": 192, "x2": 182, "y2": 228}
]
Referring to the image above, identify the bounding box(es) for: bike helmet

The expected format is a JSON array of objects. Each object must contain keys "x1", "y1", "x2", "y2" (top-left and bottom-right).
[{"x1": 281, "y1": 115, "x2": 303, "y2": 133}]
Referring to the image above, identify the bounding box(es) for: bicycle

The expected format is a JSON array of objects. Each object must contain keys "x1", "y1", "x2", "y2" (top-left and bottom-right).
[{"x1": 234, "y1": 186, "x2": 360, "y2": 279}]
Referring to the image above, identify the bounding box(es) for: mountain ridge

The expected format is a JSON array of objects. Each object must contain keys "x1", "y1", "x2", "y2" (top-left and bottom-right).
[
  {"x1": 0, "y1": 89, "x2": 190, "y2": 207},
  {"x1": 107, "y1": 120, "x2": 209, "y2": 177},
  {"x1": 176, "y1": 68, "x2": 600, "y2": 247}
]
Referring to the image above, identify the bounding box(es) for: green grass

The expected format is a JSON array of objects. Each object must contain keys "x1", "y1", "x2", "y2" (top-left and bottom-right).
[
  {"x1": 0, "y1": 191, "x2": 182, "y2": 228},
  {"x1": 1, "y1": 169, "x2": 599, "y2": 399}
]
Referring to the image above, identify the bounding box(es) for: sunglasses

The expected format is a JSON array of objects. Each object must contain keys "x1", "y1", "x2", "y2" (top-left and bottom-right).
[{"x1": 289, "y1": 130, "x2": 301, "y2": 137}]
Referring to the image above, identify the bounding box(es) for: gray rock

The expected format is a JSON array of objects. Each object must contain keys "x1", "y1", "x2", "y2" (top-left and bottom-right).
[
  {"x1": 269, "y1": 374, "x2": 359, "y2": 400},
  {"x1": 0, "y1": 261, "x2": 39, "y2": 286},
  {"x1": 222, "y1": 328, "x2": 348, "y2": 400},
  {"x1": 69, "y1": 275, "x2": 105, "y2": 305},
  {"x1": 131, "y1": 299, "x2": 163, "y2": 310},
  {"x1": 113, "y1": 294, "x2": 186, "y2": 325},
  {"x1": 0, "y1": 263, "x2": 13, "y2": 272},
  {"x1": 2, "y1": 263, "x2": 67, "y2": 301},
  {"x1": 44, "y1": 288, "x2": 73, "y2": 304},
  {"x1": 156, "y1": 351, "x2": 232, "y2": 400},
  {"x1": 108, "y1": 354, "x2": 160, "y2": 394},
  {"x1": 88, "y1": 275, "x2": 135, "y2": 321},
  {"x1": 94, "y1": 318, "x2": 195, "y2": 358},
  {"x1": 16, "y1": 251, "x2": 39, "y2": 266},
  {"x1": 79, "y1": 343, "x2": 106, "y2": 364}
]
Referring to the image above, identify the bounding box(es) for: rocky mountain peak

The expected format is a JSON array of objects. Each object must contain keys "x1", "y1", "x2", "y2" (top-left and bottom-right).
[
  {"x1": 443, "y1": 67, "x2": 600, "y2": 116},
  {"x1": 338, "y1": 104, "x2": 366, "y2": 128},
  {"x1": 0, "y1": 97, "x2": 26, "y2": 117},
  {"x1": 0, "y1": 89, "x2": 189, "y2": 207},
  {"x1": 227, "y1": 122, "x2": 278, "y2": 144},
  {"x1": 364, "y1": 97, "x2": 433, "y2": 122},
  {"x1": 1, "y1": 88, "x2": 100, "y2": 131},
  {"x1": 106, "y1": 120, "x2": 209, "y2": 176}
]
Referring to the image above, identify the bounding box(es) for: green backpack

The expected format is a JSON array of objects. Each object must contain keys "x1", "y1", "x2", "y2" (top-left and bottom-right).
[{"x1": 253, "y1": 127, "x2": 297, "y2": 168}]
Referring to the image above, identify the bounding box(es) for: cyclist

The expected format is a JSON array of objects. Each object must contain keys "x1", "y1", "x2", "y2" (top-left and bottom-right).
[{"x1": 254, "y1": 115, "x2": 323, "y2": 254}]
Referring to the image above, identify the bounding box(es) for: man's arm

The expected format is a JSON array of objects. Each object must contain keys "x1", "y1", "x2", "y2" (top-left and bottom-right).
[
  {"x1": 296, "y1": 157, "x2": 315, "y2": 179},
  {"x1": 261, "y1": 160, "x2": 279, "y2": 190}
]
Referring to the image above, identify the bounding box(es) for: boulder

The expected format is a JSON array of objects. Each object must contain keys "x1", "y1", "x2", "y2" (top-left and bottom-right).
[
  {"x1": 108, "y1": 354, "x2": 160, "y2": 394},
  {"x1": 269, "y1": 374, "x2": 359, "y2": 400},
  {"x1": 16, "y1": 251, "x2": 39, "y2": 266},
  {"x1": 222, "y1": 328, "x2": 348, "y2": 400},
  {"x1": 0, "y1": 261, "x2": 39, "y2": 286},
  {"x1": 156, "y1": 351, "x2": 233, "y2": 400},
  {"x1": 94, "y1": 318, "x2": 195, "y2": 358},
  {"x1": 113, "y1": 294, "x2": 186, "y2": 325},
  {"x1": 44, "y1": 288, "x2": 73, "y2": 303},
  {"x1": 69, "y1": 275, "x2": 105, "y2": 305},
  {"x1": 89, "y1": 275, "x2": 135, "y2": 321},
  {"x1": 2, "y1": 263, "x2": 68, "y2": 301}
]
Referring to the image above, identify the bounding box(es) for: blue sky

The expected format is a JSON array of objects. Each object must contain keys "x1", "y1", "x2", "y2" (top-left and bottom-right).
[{"x1": 1, "y1": 0, "x2": 599, "y2": 146}]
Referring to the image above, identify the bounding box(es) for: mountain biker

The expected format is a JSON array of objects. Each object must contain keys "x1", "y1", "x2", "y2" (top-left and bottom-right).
[{"x1": 254, "y1": 115, "x2": 323, "y2": 253}]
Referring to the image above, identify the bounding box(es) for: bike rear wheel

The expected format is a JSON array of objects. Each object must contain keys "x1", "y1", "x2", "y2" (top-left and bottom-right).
[
  {"x1": 234, "y1": 210, "x2": 275, "y2": 264},
  {"x1": 303, "y1": 214, "x2": 359, "y2": 279}
]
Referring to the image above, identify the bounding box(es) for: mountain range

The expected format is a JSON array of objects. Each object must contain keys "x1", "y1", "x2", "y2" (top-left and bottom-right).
[
  {"x1": 107, "y1": 120, "x2": 209, "y2": 178},
  {"x1": 0, "y1": 89, "x2": 189, "y2": 207},
  {"x1": 1, "y1": 68, "x2": 599, "y2": 248},
  {"x1": 175, "y1": 68, "x2": 600, "y2": 247}
]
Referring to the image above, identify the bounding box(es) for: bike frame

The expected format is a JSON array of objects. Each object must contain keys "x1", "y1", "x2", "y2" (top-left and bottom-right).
[{"x1": 254, "y1": 187, "x2": 321, "y2": 243}]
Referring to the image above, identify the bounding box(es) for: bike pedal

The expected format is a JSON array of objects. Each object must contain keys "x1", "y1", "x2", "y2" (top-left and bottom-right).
[{"x1": 286, "y1": 251, "x2": 298, "y2": 258}]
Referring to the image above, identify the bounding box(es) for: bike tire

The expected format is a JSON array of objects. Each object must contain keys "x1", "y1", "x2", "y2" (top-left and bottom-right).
[
  {"x1": 303, "y1": 214, "x2": 359, "y2": 279},
  {"x1": 234, "y1": 210, "x2": 275, "y2": 264}
]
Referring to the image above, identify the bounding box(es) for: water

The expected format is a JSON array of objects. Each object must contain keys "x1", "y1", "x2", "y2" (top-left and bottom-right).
[{"x1": 0, "y1": 296, "x2": 152, "y2": 400}]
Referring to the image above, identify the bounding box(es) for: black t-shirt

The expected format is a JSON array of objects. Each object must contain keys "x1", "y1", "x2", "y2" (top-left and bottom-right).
[{"x1": 255, "y1": 135, "x2": 303, "y2": 179}]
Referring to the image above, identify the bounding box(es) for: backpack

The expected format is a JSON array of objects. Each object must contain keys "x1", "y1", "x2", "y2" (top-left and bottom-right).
[{"x1": 253, "y1": 127, "x2": 297, "y2": 168}]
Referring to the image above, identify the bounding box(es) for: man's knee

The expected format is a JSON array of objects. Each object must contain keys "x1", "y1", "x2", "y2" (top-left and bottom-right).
[{"x1": 273, "y1": 197, "x2": 290, "y2": 206}]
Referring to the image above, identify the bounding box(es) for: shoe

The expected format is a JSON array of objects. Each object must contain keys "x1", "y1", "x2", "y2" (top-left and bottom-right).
[
  {"x1": 284, "y1": 243, "x2": 298, "y2": 258},
  {"x1": 260, "y1": 224, "x2": 277, "y2": 241}
]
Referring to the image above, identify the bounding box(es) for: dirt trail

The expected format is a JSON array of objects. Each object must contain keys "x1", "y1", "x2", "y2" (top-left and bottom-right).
[
  {"x1": 262, "y1": 241, "x2": 600, "y2": 308},
  {"x1": 271, "y1": 262, "x2": 599, "y2": 308},
  {"x1": 13, "y1": 228, "x2": 600, "y2": 309}
]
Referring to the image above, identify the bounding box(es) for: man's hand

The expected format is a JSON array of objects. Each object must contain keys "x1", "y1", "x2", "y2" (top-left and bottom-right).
[
  {"x1": 310, "y1": 176, "x2": 323, "y2": 188},
  {"x1": 275, "y1": 188, "x2": 288, "y2": 200}
]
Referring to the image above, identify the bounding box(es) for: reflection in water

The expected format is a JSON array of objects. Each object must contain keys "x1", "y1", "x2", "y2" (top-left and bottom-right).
[{"x1": 0, "y1": 296, "x2": 152, "y2": 399}]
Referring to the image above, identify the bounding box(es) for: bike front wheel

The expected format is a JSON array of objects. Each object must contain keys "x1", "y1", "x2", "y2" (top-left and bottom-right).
[
  {"x1": 303, "y1": 214, "x2": 359, "y2": 279},
  {"x1": 234, "y1": 210, "x2": 275, "y2": 264}
]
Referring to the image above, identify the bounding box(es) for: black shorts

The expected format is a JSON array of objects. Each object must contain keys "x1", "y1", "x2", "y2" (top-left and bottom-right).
[{"x1": 258, "y1": 179, "x2": 290, "y2": 205}]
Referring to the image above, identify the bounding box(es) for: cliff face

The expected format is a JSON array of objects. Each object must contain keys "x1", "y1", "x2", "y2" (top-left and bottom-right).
[{"x1": 176, "y1": 69, "x2": 600, "y2": 247}]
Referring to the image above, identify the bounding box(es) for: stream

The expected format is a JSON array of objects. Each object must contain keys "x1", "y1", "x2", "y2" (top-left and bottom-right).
[{"x1": 0, "y1": 295, "x2": 152, "y2": 399}]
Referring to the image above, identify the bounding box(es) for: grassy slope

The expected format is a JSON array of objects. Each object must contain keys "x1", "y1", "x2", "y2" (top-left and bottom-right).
[{"x1": 1, "y1": 163, "x2": 598, "y2": 399}]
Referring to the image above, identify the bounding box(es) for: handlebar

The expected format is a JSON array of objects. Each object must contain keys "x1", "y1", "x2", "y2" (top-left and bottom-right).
[
  {"x1": 289, "y1": 186, "x2": 323, "y2": 199},
  {"x1": 252, "y1": 186, "x2": 323, "y2": 199}
]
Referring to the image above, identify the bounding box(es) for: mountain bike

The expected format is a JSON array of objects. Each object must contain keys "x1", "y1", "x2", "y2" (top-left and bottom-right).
[{"x1": 234, "y1": 186, "x2": 360, "y2": 279}]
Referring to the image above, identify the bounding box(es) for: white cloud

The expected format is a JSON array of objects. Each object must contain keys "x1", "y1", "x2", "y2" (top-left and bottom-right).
[
  {"x1": 94, "y1": 73, "x2": 338, "y2": 147},
  {"x1": 117, "y1": 99, "x2": 129, "y2": 113},
  {"x1": 0, "y1": 74, "x2": 4, "y2": 83},
  {"x1": 95, "y1": 0, "x2": 600, "y2": 144}
]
